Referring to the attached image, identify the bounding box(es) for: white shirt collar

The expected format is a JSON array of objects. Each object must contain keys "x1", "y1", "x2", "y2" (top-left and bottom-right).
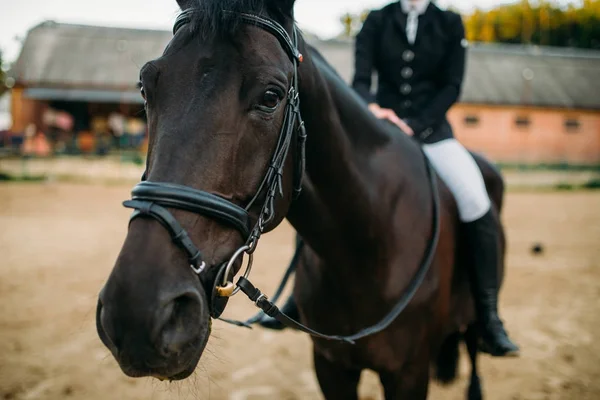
[{"x1": 400, "y1": 0, "x2": 430, "y2": 15}]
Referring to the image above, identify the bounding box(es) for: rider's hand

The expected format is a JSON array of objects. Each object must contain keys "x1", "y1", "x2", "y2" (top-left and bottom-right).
[{"x1": 368, "y1": 103, "x2": 414, "y2": 136}]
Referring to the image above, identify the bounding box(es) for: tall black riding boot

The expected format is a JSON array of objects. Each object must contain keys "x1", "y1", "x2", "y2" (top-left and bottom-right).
[
  {"x1": 464, "y1": 210, "x2": 520, "y2": 357},
  {"x1": 257, "y1": 294, "x2": 299, "y2": 330}
]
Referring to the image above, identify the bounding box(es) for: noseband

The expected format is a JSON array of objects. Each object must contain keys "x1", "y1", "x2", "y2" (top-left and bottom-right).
[{"x1": 123, "y1": 9, "x2": 306, "y2": 319}]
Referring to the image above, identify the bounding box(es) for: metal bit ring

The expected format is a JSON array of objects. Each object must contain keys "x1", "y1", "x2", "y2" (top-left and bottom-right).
[{"x1": 218, "y1": 245, "x2": 254, "y2": 297}]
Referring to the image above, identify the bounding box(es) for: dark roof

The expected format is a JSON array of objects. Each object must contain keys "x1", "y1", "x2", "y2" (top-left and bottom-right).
[
  {"x1": 10, "y1": 21, "x2": 171, "y2": 91},
  {"x1": 10, "y1": 21, "x2": 600, "y2": 110},
  {"x1": 459, "y1": 42, "x2": 600, "y2": 109},
  {"x1": 309, "y1": 38, "x2": 600, "y2": 110}
]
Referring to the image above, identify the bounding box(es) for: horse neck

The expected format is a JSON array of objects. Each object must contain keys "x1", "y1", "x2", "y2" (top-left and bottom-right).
[{"x1": 287, "y1": 43, "x2": 426, "y2": 267}]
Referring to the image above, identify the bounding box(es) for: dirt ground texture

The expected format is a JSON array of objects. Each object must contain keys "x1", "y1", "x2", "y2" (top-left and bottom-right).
[{"x1": 0, "y1": 182, "x2": 599, "y2": 400}]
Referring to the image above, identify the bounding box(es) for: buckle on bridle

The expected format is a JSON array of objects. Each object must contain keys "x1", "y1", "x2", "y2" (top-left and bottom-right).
[
  {"x1": 287, "y1": 86, "x2": 299, "y2": 106},
  {"x1": 254, "y1": 293, "x2": 267, "y2": 306},
  {"x1": 190, "y1": 261, "x2": 207, "y2": 275}
]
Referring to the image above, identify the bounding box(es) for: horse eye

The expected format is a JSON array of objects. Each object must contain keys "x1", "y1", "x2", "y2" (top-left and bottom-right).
[
  {"x1": 140, "y1": 86, "x2": 146, "y2": 100},
  {"x1": 262, "y1": 90, "x2": 280, "y2": 109}
]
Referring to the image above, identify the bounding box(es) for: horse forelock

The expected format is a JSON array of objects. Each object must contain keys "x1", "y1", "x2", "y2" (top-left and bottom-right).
[{"x1": 182, "y1": 0, "x2": 289, "y2": 40}]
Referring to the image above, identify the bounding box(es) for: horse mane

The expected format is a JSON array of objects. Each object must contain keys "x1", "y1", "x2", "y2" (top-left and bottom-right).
[
  {"x1": 306, "y1": 43, "x2": 401, "y2": 149},
  {"x1": 305, "y1": 44, "x2": 345, "y2": 82},
  {"x1": 184, "y1": 0, "x2": 287, "y2": 39}
]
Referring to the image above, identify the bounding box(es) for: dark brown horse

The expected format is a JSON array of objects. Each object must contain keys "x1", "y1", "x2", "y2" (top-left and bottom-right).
[{"x1": 96, "y1": 0, "x2": 508, "y2": 398}]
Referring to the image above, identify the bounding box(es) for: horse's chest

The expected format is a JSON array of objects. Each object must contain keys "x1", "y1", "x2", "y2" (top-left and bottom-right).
[
  {"x1": 297, "y1": 263, "x2": 440, "y2": 371},
  {"x1": 311, "y1": 321, "x2": 426, "y2": 372},
  {"x1": 299, "y1": 288, "x2": 425, "y2": 370}
]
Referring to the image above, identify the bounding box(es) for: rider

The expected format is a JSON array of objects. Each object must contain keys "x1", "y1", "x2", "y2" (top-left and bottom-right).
[{"x1": 259, "y1": 0, "x2": 520, "y2": 357}]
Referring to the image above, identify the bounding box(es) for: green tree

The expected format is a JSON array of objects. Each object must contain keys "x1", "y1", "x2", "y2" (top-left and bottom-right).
[
  {"x1": 339, "y1": 1, "x2": 600, "y2": 49},
  {"x1": 465, "y1": 8, "x2": 484, "y2": 42},
  {"x1": 338, "y1": 9, "x2": 373, "y2": 37},
  {"x1": 480, "y1": 10, "x2": 498, "y2": 42},
  {"x1": 463, "y1": 0, "x2": 600, "y2": 49},
  {"x1": 0, "y1": 50, "x2": 7, "y2": 96},
  {"x1": 340, "y1": 12, "x2": 354, "y2": 37}
]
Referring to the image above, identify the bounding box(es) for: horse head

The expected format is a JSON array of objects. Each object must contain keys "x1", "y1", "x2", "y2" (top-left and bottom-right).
[{"x1": 96, "y1": 0, "x2": 303, "y2": 380}]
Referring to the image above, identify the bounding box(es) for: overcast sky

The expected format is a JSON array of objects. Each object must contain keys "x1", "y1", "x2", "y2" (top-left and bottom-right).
[{"x1": 1, "y1": 0, "x2": 582, "y2": 63}]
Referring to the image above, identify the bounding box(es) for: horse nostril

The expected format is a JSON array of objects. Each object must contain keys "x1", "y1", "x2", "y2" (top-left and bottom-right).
[
  {"x1": 156, "y1": 291, "x2": 203, "y2": 357},
  {"x1": 97, "y1": 299, "x2": 119, "y2": 355}
]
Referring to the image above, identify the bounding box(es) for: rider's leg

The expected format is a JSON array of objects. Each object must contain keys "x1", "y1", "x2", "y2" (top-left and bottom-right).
[{"x1": 422, "y1": 139, "x2": 519, "y2": 357}]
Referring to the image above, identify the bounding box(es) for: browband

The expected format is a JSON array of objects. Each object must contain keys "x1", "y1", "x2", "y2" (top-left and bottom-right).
[{"x1": 172, "y1": 9, "x2": 302, "y2": 63}]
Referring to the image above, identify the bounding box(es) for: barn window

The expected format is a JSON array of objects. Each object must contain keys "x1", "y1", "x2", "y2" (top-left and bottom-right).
[
  {"x1": 464, "y1": 115, "x2": 479, "y2": 126},
  {"x1": 515, "y1": 115, "x2": 530, "y2": 128},
  {"x1": 564, "y1": 118, "x2": 580, "y2": 132}
]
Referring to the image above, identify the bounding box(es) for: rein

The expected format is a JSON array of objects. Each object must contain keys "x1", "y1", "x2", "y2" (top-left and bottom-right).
[
  {"x1": 233, "y1": 148, "x2": 440, "y2": 344},
  {"x1": 122, "y1": 9, "x2": 440, "y2": 345}
]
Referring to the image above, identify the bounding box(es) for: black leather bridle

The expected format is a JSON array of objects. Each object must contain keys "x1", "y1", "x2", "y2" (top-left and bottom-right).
[
  {"x1": 122, "y1": 9, "x2": 441, "y2": 345},
  {"x1": 124, "y1": 9, "x2": 306, "y2": 319}
]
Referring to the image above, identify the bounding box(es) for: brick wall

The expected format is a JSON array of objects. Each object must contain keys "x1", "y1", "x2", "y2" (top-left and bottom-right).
[{"x1": 448, "y1": 104, "x2": 600, "y2": 165}]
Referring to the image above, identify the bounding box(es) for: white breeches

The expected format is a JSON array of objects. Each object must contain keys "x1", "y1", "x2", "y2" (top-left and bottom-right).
[{"x1": 422, "y1": 139, "x2": 491, "y2": 222}]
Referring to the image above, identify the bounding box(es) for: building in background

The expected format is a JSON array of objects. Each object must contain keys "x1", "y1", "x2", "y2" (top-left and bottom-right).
[
  {"x1": 8, "y1": 21, "x2": 171, "y2": 156},
  {"x1": 313, "y1": 38, "x2": 600, "y2": 166},
  {"x1": 7, "y1": 20, "x2": 600, "y2": 164},
  {"x1": 451, "y1": 43, "x2": 600, "y2": 166}
]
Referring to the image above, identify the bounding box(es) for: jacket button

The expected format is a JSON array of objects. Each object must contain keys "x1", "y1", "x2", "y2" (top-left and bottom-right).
[
  {"x1": 401, "y1": 67, "x2": 413, "y2": 79},
  {"x1": 402, "y1": 100, "x2": 412, "y2": 109},
  {"x1": 400, "y1": 84, "x2": 412, "y2": 95},
  {"x1": 402, "y1": 50, "x2": 415, "y2": 62}
]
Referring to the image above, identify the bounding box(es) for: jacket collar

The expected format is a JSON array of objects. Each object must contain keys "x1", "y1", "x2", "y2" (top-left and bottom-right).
[{"x1": 392, "y1": 1, "x2": 436, "y2": 46}]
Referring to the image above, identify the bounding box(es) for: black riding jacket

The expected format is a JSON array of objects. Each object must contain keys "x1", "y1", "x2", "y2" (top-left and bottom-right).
[{"x1": 352, "y1": 1, "x2": 467, "y2": 143}]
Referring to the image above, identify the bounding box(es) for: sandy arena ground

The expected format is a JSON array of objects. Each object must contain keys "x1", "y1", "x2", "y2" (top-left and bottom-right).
[{"x1": 0, "y1": 182, "x2": 599, "y2": 400}]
